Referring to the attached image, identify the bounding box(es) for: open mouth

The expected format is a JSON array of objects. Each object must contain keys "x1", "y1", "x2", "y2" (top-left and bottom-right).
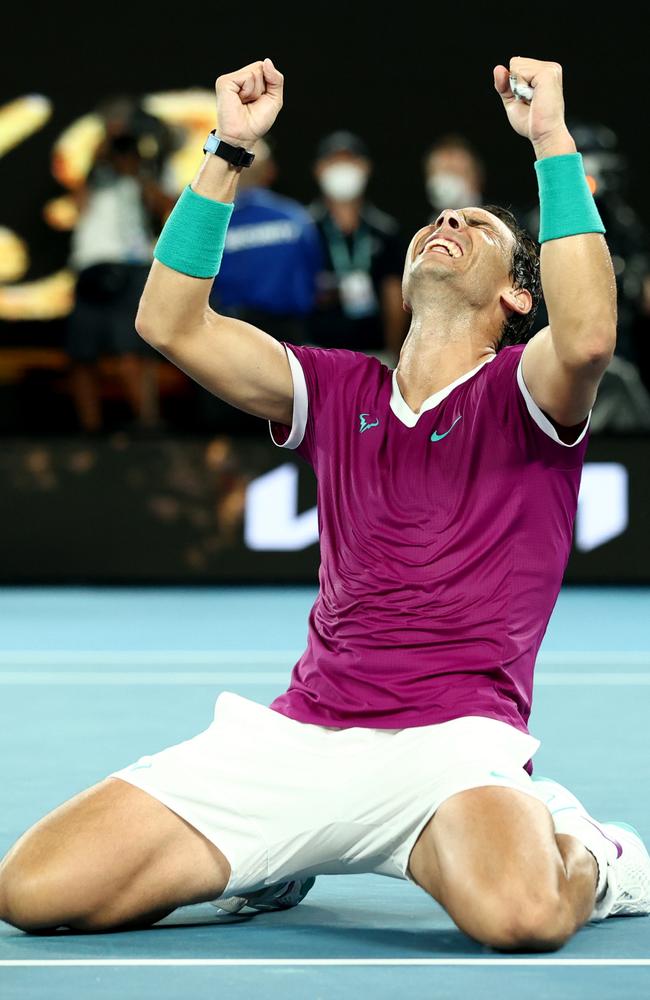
[{"x1": 419, "y1": 235, "x2": 464, "y2": 259}]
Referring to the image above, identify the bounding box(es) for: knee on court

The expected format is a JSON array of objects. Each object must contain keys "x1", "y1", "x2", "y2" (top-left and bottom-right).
[
  {"x1": 0, "y1": 858, "x2": 163, "y2": 934},
  {"x1": 0, "y1": 831, "x2": 116, "y2": 933},
  {"x1": 0, "y1": 862, "x2": 71, "y2": 932},
  {"x1": 454, "y1": 883, "x2": 575, "y2": 952}
]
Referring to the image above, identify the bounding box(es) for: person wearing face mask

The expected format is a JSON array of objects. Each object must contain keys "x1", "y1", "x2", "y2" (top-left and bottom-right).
[
  {"x1": 309, "y1": 131, "x2": 407, "y2": 360},
  {"x1": 424, "y1": 134, "x2": 485, "y2": 220}
]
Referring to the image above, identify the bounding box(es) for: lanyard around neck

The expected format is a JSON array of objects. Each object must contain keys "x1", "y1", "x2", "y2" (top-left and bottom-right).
[{"x1": 323, "y1": 216, "x2": 372, "y2": 275}]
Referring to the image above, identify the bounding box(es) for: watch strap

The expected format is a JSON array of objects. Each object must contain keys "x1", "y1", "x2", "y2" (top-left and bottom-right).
[{"x1": 203, "y1": 130, "x2": 255, "y2": 168}]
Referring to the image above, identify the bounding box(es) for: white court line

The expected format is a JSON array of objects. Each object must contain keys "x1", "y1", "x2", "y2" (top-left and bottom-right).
[
  {"x1": 0, "y1": 672, "x2": 290, "y2": 685},
  {"x1": 0, "y1": 672, "x2": 649, "y2": 686},
  {"x1": 0, "y1": 650, "x2": 648, "y2": 666},
  {"x1": 1, "y1": 958, "x2": 649, "y2": 967},
  {"x1": 0, "y1": 650, "x2": 297, "y2": 665},
  {"x1": 536, "y1": 674, "x2": 650, "y2": 685},
  {"x1": 539, "y1": 651, "x2": 650, "y2": 666}
]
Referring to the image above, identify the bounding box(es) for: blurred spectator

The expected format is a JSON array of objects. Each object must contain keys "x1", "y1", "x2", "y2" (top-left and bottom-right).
[
  {"x1": 209, "y1": 138, "x2": 322, "y2": 343},
  {"x1": 66, "y1": 107, "x2": 173, "y2": 434},
  {"x1": 423, "y1": 134, "x2": 485, "y2": 220},
  {"x1": 309, "y1": 131, "x2": 407, "y2": 360}
]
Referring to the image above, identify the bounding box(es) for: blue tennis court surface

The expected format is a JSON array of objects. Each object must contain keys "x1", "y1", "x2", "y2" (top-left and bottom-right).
[{"x1": 1, "y1": 586, "x2": 649, "y2": 998}]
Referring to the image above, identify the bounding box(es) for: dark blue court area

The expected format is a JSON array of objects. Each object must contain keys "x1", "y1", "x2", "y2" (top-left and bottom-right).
[{"x1": 1, "y1": 586, "x2": 649, "y2": 998}]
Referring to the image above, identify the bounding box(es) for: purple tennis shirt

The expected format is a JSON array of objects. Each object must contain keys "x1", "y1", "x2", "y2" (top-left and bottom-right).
[{"x1": 267, "y1": 343, "x2": 589, "y2": 734}]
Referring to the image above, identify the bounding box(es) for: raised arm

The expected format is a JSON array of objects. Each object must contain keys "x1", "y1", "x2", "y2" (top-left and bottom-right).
[
  {"x1": 135, "y1": 59, "x2": 294, "y2": 427},
  {"x1": 494, "y1": 58, "x2": 616, "y2": 429}
]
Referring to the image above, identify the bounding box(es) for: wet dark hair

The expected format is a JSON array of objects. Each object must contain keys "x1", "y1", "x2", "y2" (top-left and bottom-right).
[{"x1": 482, "y1": 204, "x2": 541, "y2": 349}]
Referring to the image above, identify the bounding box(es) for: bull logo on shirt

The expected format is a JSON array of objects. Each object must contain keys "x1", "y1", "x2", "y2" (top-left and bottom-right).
[{"x1": 359, "y1": 413, "x2": 380, "y2": 433}]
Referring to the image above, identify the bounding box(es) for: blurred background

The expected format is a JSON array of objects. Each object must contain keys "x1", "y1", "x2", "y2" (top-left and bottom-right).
[{"x1": 2, "y1": 2, "x2": 649, "y2": 583}]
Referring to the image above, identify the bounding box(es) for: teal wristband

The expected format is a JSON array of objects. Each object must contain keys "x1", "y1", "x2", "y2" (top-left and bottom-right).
[
  {"x1": 535, "y1": 153, "x2": 605, "y2": 243},
  {"x1": 153, "y1": 185, "x2": 234, "y2": 278}
]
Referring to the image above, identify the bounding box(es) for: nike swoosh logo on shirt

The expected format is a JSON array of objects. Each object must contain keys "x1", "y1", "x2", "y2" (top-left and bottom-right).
[{"x1": 430, "y1": 414, "x2": 462, "y2": 442}]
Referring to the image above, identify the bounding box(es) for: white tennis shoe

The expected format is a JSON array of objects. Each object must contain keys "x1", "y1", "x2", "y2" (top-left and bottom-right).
[
  {"x1": 532, "y1": 776, "x2": 650, "y2": 920},
  {"x1": 596, "y1": 822, "x2": 650, "y2": 919}
]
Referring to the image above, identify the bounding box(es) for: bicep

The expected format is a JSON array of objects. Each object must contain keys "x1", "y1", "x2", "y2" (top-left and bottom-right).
[
  {"x1": 157, "y1": 312, "x2": 294, "y2": 425},
  {"x1": 521, "y1": 326, "x2": 609, "y2": 429}
]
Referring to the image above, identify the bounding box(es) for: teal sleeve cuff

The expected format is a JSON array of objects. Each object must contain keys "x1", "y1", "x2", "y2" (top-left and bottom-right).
[
  {"x1": 535, "y1": 153, "x2": 605, "y2": 243},
  {"x1": 153, "y1": 184, "x2": 234, "y2": 278}
]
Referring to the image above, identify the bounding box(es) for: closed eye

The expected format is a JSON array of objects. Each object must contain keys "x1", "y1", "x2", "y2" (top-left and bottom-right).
[
  {"x1": 464, "y1": 216, "x2": 494, "y2": 232},
  {"x1": 463, "y1": 214, "x2": 503, "y2": 246}
]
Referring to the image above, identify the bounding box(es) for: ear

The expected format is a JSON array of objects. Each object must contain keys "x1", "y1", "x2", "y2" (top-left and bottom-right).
[{"x1": 501, "y1": 285, "x2": 532, "y2": 316}]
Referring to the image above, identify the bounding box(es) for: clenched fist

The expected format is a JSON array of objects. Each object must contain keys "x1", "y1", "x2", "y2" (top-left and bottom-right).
[
  {"x1": 215, "y1": 58, "x2": 284, "y2": 149},
  {"x1": 493, "y1": 57, "x2": 576, "y2": 159}
]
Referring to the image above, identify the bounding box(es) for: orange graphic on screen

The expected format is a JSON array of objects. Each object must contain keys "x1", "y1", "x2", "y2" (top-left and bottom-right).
[{"x1": 0, "y1": 89, "x2": 217, "y2": 321}]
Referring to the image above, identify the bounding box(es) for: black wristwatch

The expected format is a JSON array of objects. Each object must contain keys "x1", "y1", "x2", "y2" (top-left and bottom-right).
[{"x1": 203, "y1": 130, "x2": 255, "y2": 168}]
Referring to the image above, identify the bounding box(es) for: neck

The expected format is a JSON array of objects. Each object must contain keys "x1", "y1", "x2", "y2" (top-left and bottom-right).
[
  {"x1": 326, "y1": 198, "x2": 363, "y2": 233},
  {"x1": 396, "y1": 298, "x2": 496, "y2": 413}
]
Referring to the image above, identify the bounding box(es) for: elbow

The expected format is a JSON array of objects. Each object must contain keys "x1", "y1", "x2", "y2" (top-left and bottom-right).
[
  {"x1": 135, "y1": 309, "x2": 169, "y2": 350},
  {"x1": 134, "y1": 319, "x2": 151, "y2": 345},
  {"x1": 584, "y1": 330, "x2": 616, "y2": 369},
  {"x1": 135, "y1": 306, "x2": 152, "y2": 342},
  {"x1": 565, "y1": 326, "x2": 616, "y2": 373}
]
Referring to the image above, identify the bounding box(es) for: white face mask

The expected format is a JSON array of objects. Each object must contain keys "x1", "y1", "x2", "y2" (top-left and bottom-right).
[
  {"x1": 426, "y1": 172, "x2": 478, "y2": 210},
  {"x1": 319, "y1": 163, "x2": 368, "y2": 201}
]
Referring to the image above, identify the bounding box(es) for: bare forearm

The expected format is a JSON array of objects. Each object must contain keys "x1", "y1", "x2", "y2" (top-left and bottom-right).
[
  {"x1": 534, "y1": 128, "x2": 617, "y2": 365},
  {"x1": 127, "y1": 59, "x2": 292, "y2": 424},
  {"x1": 136, "y1": 154, "x2": 242, "y2": 341}
]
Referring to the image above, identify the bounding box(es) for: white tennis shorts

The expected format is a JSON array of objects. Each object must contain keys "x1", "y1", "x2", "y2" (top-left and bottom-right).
[{"x1": 110, "y1": 691, "x2": 540, "y2": 899}]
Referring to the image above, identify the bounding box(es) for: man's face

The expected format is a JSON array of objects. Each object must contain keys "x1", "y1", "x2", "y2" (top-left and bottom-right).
[
  {"x1": 314, "y1": 151, "x2": 371, "y2": 201},
  {"x1": 425, "y1": 148, "x2": 482, "y2": 197},
  {"x1": 402, "y1": 207, "x2": 516, "y2": 313}
]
